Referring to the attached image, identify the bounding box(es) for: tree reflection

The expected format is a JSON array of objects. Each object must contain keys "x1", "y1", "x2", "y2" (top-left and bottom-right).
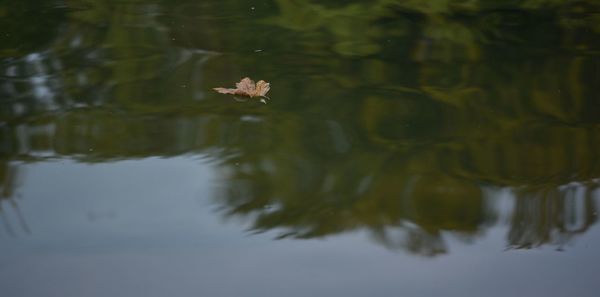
[
  {"x1": 0, "y1": 0, "x2": 599, "y2": 254},
  {"x1": 214, "y1": 129, "x2": 599, "y2": 255},
  {"x1": 508, "y1": 183, "x2": 598, "y2": 249},
  {"x1": 0, "y1": 162, "x2": 29, "y2": 237}
]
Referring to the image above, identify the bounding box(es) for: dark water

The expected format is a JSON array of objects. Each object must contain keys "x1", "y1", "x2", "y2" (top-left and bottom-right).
[{"x1": 1, "y1": 0, "x2": 600, "y2": 296}]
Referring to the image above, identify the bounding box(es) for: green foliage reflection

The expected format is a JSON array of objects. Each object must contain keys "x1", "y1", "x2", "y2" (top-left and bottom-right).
[{"x1": 0, "y1": 0, "x2": 599, "y2": 255}]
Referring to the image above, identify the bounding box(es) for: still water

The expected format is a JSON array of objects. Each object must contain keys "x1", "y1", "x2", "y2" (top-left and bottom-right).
[{"x1": 1, "y1": 0, "x2": 599, "y2": 296}]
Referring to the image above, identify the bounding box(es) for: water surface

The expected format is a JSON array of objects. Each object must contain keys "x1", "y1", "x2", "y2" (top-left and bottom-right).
[{"x1": 1, "y1": 1, "x2": 600, "y2": 296}]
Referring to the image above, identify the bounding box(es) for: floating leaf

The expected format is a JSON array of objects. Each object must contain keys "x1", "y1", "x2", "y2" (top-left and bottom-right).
[{"x1": 213, "y1": 77, "x2": 270, "y2": 98}]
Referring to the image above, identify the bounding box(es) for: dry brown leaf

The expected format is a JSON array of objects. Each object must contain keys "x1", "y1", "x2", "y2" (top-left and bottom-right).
[{"x1": 213, "y1": 77, "x2": 270, "y2": 98}]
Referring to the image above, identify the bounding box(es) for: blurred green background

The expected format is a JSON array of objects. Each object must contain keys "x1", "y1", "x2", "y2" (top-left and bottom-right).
[{"x1": 0, "y1": 0, "x2": 599, "y2": 269}]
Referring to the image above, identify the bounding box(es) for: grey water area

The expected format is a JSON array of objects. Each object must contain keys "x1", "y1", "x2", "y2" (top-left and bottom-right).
[{"x1": 1, "y1": 158, "x2": 599, "y2": 297}]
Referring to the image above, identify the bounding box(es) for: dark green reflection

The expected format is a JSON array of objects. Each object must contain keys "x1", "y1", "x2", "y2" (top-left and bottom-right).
[{"x1": 0, "y1": 0, "x2": 599, "y2": 255}]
